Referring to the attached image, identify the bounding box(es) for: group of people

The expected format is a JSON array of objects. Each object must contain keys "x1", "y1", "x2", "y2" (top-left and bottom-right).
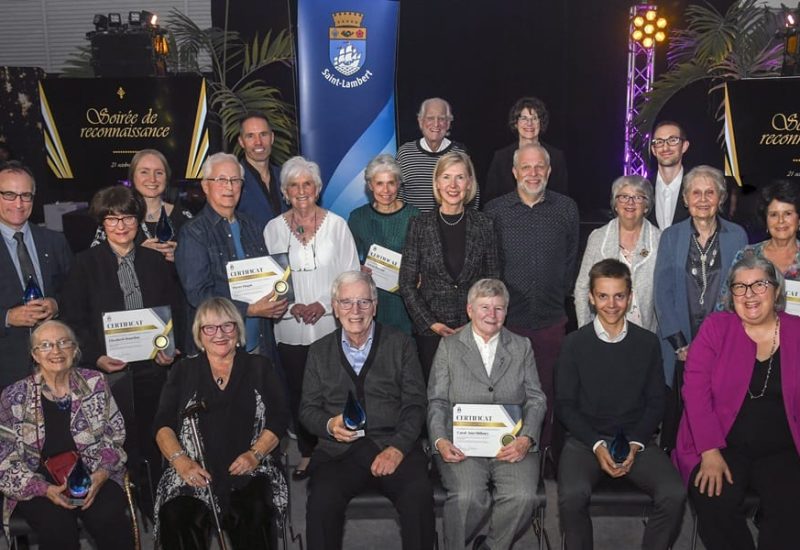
[{"x1": 0, "y1": 97, "x2": 795, "y2": 550}]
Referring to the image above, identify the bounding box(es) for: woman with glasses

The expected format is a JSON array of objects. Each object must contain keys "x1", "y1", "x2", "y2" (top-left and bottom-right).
[
  {"x1": 574, "y1": 175, "x2": 660, "y2": 333},
  {"x1": 482, "y1": 96, "x2": 568, "y2": 205},
  {"x1": 61, "y1": 185, "x2": 181, "y2": 517},
  {"x1": 674, "y1": 255, "x2": 800, "y2": 550},
  {"x1": 154, "y1": 297, "x2": 289, "y2": 549},
  {"x1": 718, "y1": 180, "x2": 800, "y2": 309},
  {"x1": 348, "y1": 154, "x2": 420, "y2": 334},
  {"x1": 654, "y1": 166, "x2": 747, "y2": 449},
  {"x1": 0, "y1": 320, "x2": 133, "y2": 550},
  {"x1": 263, "y1": 156, "x2": 359, "y2": 479}
]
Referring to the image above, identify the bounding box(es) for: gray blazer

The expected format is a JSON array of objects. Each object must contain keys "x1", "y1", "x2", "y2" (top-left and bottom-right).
[
  {"x1": 574, "y1": 218, "x2": 661, "y2": 333},
  {"x1": 428, "y1": 325, "x2": 547, "y2": 449}
]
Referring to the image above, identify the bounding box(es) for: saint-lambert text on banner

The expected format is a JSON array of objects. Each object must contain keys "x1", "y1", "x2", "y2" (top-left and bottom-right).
[{"x1": 297, "y1": 0, "x2": 399, "y2": 219}]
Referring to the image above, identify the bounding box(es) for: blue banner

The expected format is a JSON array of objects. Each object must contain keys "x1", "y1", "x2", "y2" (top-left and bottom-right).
[{"x1": 297, "y1": 0, "x2": 399, "y2": 218}]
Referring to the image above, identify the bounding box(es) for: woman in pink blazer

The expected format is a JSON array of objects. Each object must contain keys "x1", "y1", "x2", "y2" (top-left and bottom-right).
[{"x1": 674, "y1": 254, "x2": 800, "y2": 550}]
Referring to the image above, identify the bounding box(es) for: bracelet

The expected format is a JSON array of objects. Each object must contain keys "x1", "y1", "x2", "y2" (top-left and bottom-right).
[
  {"x1": 167, "y1": 449, "x2": 187, "y2": 463},
  {"x1": 250, "y1": 447, "x2": 265, "y2": 461}
]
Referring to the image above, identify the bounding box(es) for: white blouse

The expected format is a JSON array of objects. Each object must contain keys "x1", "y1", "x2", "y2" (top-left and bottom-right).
[{"x1": 264, "y1": 210, "x2": 360, "y2": 346}]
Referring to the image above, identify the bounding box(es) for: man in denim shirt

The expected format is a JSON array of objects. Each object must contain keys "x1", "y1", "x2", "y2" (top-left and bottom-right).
[{"x1": 176, "y1": 152, "x2": 287, "y2": 355}]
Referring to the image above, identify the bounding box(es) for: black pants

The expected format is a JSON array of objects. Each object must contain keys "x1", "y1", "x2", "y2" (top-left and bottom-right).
[
  {"x1": 277, "y1": 343, "x2": 317, "y2": 457},
  {"x1": 306, "y1": 440, "x2": 435, "y2": 550},
  {"x1": 413, "y1": 333, "x2": 441, "y2": 386},
  {"x1": 14, "y1": 480, "x2": 134, "y2": 550},
  {"x1": 690, "y1": 446, "x2": 800, "y2": 550},
  {"x1": 159, "y1": 476, "x2": 278, "y2": 550}
]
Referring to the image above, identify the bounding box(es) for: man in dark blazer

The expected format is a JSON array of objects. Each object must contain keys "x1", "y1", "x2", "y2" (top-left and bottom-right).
[
  {"x1": 300, "y1": 270, "x2": 434, "y2": 550},
  {"x1": 0, "y1": 161, "x2": 72, "y2": 389},
  {"x1": 648, "y1": 120, "x2": 690, "y2": 229}
]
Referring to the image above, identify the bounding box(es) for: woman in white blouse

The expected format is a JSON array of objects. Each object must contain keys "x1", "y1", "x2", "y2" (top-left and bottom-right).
[
  {"x1": 264, "y1": 156, "x2": 359, "y2": 479},
  {"x1": 574, "y1": 175, "x2": 660, "y2": 332}
]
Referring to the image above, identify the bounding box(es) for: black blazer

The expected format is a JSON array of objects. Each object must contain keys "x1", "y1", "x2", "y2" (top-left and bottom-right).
[
  {"x1": 0, "y1": 225, "x2": 73, "y2": 388},
  {"x1": 61, "y1": 241, "x2": 182, "y2": 368},
  {"x1": 399, "y1": 209, "x2": 500, "y2": 335},
  {"x1": 482, "y1": 140, "x2": 569, "y2": 205}
]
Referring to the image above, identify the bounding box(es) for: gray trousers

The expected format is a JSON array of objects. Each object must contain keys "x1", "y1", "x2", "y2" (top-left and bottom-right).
[
  {"x1": 435, "y1": 451, "x2": 540, "y2": 549},
  {"x1": 557, "y1": 437, "x2": 685, "y2": 550}
]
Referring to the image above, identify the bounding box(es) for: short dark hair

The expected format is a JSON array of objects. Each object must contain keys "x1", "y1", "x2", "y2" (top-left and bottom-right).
[
  {"x1": 508, "y1": 97, "x2": 549, "y2": 134},
  {"x1": 239, "y1": 111, "x2": 272, "y2": 135},
  {"x1": 652, "y1": 120, "x2": 687, "y2": 140},
  {"x1": 588, "y1": 258, "x2": 632, "y2": 292},
  {"x1": 0, "y1": 160, "x2": 36, "y2": 193},
  {"x1": 89, "y1": 185, "x2": 143, "y2": 224},
  {"x1": 757, "y1": 180, "x2": 800, "y2": 228}
]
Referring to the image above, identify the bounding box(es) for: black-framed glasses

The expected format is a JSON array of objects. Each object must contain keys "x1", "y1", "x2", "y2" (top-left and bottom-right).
[
  {"x1": 0, "y1": 190, "x2": 34, "y2": 202},
  {"x1": 103, "y1": 215, "x2": 138, "y2": 227},
  {"x1": 517, "y1": 115, "x2": 540, "y2": 125},
  {"x1": 33, "y1": 338, "x2": 76, "y2": 353},
  {"x1": 730, "y1": 280, "x2": 773, "y2": 297},
  {"x1": 336, "y1": 298, "x2": 375, "y2": 311},
  {"x1": 200, "y1": 322, "x2": 237, "y2": 336},
  {"x1": 615, "y1": 194, "x2": 647, "y2": 204},
  {"x1": 651, "y1": 136, "x2": 683, "y2": 148},
  {"x1": 205, "y1": 176, "x2": 244, "y2": 186}
]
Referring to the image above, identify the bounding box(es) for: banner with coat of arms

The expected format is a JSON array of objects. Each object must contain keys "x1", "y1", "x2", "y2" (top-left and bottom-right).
[{"x1": 297, "y1": 0, "x2": 399, "y2": 218}]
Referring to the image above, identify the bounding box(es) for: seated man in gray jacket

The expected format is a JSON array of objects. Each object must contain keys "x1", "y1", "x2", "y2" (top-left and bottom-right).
[{"x1": 300, "y1": 270, "x2": 434, "y2": 550}]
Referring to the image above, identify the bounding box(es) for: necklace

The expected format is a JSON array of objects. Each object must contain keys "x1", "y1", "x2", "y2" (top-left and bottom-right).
[
  {"x1": 748, "y1": 317, "x2": 780, "y2": 399},
  {"x1": 145, "y1": 200, "x2": 164, "y2": 222},
  {"x1": 691, "y1": 229, "x2": 718, "y2": 305},
  {"x1": 216, "y1": 376, "x2": 225, "y2": 386},
  {"x1": 438, "y1": 209, "x2": 465, "y2": 226},
  {"x1": 292, "y1": 209, "x2": 317, "y2": 241},
  {"x1": 42, "y1": 382, "x2": 71, "y2": 411}
]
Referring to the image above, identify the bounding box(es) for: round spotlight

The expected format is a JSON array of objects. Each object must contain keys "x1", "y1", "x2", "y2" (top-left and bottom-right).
[
  {"x1": 645, "y1": 10, "x2": 657, "y2": 21},
  {"x1": 632, "y1": 29, "x2": 644, "y2": 41},
  {"x1": 655, "y1": 31, "x2": 666, "y2": 42},
  {"x1": 644, "y1": 24, "x2": 655, "y2": 34},
  {"x1": 642, "y1": 36, "x2": 654, "y2": 48},
  {"x1": 657, "y1": 17, "x2": 667, "y2": 29},
  {"x1": 633, "y1": 16, "x2": 644, "y2": 27}
]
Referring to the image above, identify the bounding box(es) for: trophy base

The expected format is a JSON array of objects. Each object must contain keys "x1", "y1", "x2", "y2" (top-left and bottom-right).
[
  {"x1": 67, "y1": 496, "x2": 86, "y2": 506},
  {"x1": 349, "y1": 429, "x2": 365, "y2": 438}
]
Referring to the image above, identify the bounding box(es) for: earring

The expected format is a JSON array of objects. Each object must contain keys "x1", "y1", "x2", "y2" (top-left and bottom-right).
[{"x1": 235, "y1": 341, "x2": 241, "y2": 348}]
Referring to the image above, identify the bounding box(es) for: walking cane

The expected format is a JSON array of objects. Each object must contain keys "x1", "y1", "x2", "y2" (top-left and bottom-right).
[{"x1": 182, "y1": 400, "x2": 229, "y2": 550}]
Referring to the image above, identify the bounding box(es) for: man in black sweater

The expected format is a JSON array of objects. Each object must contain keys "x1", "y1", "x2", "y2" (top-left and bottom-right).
[{"x1": 555, "y1": 259, "x2": 685, "y2": 550}]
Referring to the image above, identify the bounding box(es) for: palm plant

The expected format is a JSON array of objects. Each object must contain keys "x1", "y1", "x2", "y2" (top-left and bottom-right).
[
  {"x1": 166, "y1": 9, "x2": 296, "y2": 162},
  {"x1": 634, "y1": 0, "x2": 783, "y2": 148}
]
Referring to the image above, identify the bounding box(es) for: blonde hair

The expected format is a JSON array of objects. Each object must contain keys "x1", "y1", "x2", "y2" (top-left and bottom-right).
[
  {"x1": 432, "y1": 151, "x2": 478, "y2": 206},
  {"x1": 191, "y1": 297, "x2": 246, "y2": 349}
]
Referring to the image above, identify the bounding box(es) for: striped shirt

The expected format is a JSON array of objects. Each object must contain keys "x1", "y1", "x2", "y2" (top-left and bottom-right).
[{"x1": 396, "y1": 139, "x2": 479, "y2": 212}]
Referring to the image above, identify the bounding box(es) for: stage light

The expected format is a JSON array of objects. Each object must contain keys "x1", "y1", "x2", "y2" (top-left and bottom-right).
[
  {"x1": 128, "y1": 11, "x2": 141, "y2": 26},
  {"x1": 644, "y1": 24, "x2": 655, "y2": 34},
  {"x1": 642, "y1": 36, "x2": 654, "y2": 48},
  {"x1": 632, "y1": 29, "x2": 644, "y2": 41},
  {"x1": 788, "y1": 13, "x2": 796, "y2": 27},
  {"x1": 645, "y1": 10, "x2": 657, "y2": 21},
  {"x1": 141, "y1": 11, "x2": 158, "y2": 28},
  {"x1": 93, "y1": 14, "x2": 108, "y2": 31},
  {"x1": 655, "y1": 31, "x2": 666, "y2": 42},
  {"x1": 657, "y1": 17, "x2": 667, "y2": 29},
  {"x1": 634, "y1": 16, "x2": 644, "y2": 27},
  {"x1": 108, "y1": 13, "x2": 122, "y2": 28}
]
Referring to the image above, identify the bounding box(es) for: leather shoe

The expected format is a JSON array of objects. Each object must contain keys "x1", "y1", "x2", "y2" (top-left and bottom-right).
[{"x1": 292, "y1": 467, "x2": 309, "y2": 481}]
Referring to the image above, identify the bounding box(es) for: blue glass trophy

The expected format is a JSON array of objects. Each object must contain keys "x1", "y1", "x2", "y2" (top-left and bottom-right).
[
  {"x1": 343, "y1": 391, "x2": 366, "y2": 438},
  {"x1": 23, "y1": 275, "x2": 43, "y2": 304},
  {"x1": 609, "y1": 428, "x2": 630, "y2": 465},
  {"x1": 67, "y1": 457, "x2": 91, "y2": 506},
  {"x1": 155, "y1": 207, "x2": 174, "y2": 243}
]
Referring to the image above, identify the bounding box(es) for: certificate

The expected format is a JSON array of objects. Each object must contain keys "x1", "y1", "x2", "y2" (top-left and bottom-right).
[
  {"x1": 364, "y1": 244, "x2": 401, "y2": 293},
  {"x1": 103, "y1": 306, "x2": 174, "y2": 363},
  {"x1": 452, "y1": 403, "x2": 522, "y2": 457},
  {"x1": 785, "y1": 279, "x2": 800, "y2": 317},
  {"x1": 227, "y1": 254, "x2": 293, "y2": 304}
]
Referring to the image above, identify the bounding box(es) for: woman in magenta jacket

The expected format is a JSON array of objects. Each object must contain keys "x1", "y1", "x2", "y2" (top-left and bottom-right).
[{"x1": 674, "y1": 254, "x2": 800, "y2": 550}]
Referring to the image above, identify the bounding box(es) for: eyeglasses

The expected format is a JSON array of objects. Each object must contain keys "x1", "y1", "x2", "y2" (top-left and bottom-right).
[
  {"x1": 205, "y1": 176, "x2": 244, "y2": 186},
  {"x1": 615, "y1": 194, "x2": 648, "y2": 204},
  {"x1": 104, "y1": 215, "x2": 138, "y2": 227},
  {"x1": 651, "y1": 136, "x2": 683, "y2": 148},
  {"x1": 200, "y1": 322, "x2": 237, "y2": 336},
  {"x1": 336, "y1": 298, "x2": 375, "y2": 311},
  {"x1": 730, "y1": 280, "x2": 773, "y2": 297},
  {"x1": 517, "y1": 115, "x2": 540, "y2": 125},
  {"x1": 0, "y1": 191, "x2": 34, "y2": 202},
  {"x1": 33, "y1": 338, "x2": 76, "y2": 353}
]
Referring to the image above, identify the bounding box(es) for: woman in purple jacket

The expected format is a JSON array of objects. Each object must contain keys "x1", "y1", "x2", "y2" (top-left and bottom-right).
[{"x1": 675, "y1": 255, "x2": 800, "y2": 550}]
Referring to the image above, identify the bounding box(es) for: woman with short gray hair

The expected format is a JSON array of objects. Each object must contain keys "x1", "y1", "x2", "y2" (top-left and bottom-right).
[
  {"x1": 348, "y1": 154, "x2": 420, "y2": 333},
  {"x1": 574, "y1": 175, "x2": 660, "y2": 332}
]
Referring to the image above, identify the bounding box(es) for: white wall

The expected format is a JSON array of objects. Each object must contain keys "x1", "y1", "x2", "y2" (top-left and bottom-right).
[{"x1": 0, "y1": 1, "x2": 211, "y2": 73}]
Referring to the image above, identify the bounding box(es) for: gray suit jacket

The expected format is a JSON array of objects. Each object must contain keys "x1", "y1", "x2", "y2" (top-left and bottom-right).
[{"x1": 428, "y1": 325, "x2": 547, "y2": 449}]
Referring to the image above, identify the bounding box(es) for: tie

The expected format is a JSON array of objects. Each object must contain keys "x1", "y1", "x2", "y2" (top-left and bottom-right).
[{"x1": 13, "y1": 232, "x2": 39, "y2": 289}]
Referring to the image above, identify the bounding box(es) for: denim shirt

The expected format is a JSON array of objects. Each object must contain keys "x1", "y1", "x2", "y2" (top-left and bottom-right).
[{"x1": 175, "y1": 204, "x2": 276, "y2": 355}]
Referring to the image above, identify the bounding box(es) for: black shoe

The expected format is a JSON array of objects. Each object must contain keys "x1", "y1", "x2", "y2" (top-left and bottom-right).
[{"x1": 292, "y1": 467, "x2": 309, "y2": 481}]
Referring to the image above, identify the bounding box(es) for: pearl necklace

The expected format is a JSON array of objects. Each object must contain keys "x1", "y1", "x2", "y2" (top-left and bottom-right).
[{"x1": 438, "y1": 209, "x2": 465, "y2": 226}]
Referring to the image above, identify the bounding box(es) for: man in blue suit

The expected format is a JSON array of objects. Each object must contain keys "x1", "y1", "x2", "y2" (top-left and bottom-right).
[
  {"x1": 235, "y1": 112, "x2": 285, "y2": 231},
  {"x1": 0, "y1": 161, "x2": 72, "y2": 388}
]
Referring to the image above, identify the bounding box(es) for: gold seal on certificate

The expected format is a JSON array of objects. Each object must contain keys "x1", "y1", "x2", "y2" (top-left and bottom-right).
[
  {"x1": 452, "y1": 404, "x2": 523, "y2": 457},
  {"x1": 274, "y1": 279, "x2": 289, "y2": 296},
  {"x1": 103, "y1": 306, "x2": 174, "y2": 362},
  {"x1": 227, "y1": 254, "x2": 294, "y2": 304}
]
